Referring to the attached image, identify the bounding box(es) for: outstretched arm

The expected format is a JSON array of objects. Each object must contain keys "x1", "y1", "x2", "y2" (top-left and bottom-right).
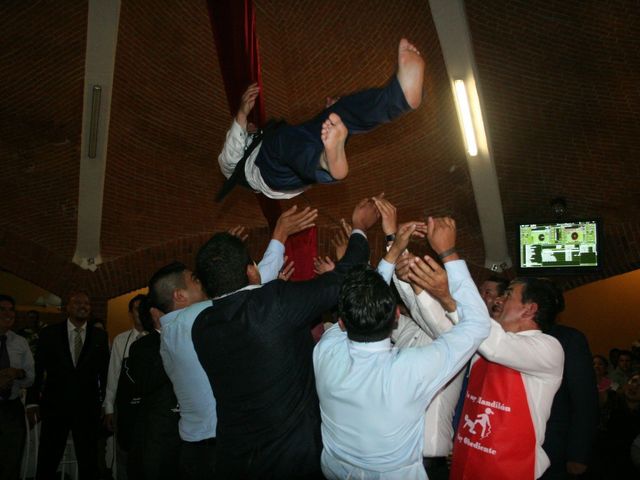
[
  {"x1": 218, "y1": 83, "x2": 260, "y2": 179},
  {"x1": 235, "y1": 82, "x2": 259, "y2": 130}
]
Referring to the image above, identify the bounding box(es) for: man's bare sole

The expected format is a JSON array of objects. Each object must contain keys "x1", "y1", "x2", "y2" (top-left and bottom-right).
[
  {"x1": 320, "y1": 113, "x2": 349, "y2": 180},
  {"x1": 397, "y1": 38, "x2": 425, "y2": 109}
]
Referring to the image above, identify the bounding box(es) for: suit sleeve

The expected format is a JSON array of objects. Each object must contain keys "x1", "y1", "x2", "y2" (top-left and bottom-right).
[
  {"x1": 128, "y1": 339, "x2": 166, "y2": 397},
  {"x1": 98, "y1": 330, "x2": 110, "y2": 403},
  {"x1": 564, "y1": 330, "x2": 599, "y2": 465},
  {"x1": 333, "y1": 232, "x2": 370, "y2": 274},
  {"x1": 26, "y1": 327, "x2": 50, "y2": 406}
]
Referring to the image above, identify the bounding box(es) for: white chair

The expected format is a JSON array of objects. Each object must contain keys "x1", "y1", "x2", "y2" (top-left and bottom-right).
[
  {"x1": 57, "y1": 433, "x2": 79, "y2": 480},
  {"x1": 20, "y1": 389, "x2": 38, "y2": 480},
  {"x1": 19, "y1": 388, "x2": 78, "y2": 480}
]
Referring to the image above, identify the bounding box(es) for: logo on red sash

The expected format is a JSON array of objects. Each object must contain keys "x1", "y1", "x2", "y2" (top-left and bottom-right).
[{"x1": 450, "y1": 357, "x2": 536, "y2": 480}]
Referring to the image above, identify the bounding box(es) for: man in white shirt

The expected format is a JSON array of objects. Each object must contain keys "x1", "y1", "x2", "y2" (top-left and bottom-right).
[
  {"x1": 314, "y1": 217, "x2": 490, "y2": 479},
  {"x1": 405, "y1": 246, "x2": 565, "y2": 479},
  {"x1": 217, "y1": 38, "x2": 425, "y2": 200},
  {"x1": 390, "y1": 265, "x2": 510, "y2": 479},
  {"x1": 0, "y1": 294, "x2": 35, "y2": 480},
  {"x1": 103, "y1": 294, "x2": 146, "y2": 479}
]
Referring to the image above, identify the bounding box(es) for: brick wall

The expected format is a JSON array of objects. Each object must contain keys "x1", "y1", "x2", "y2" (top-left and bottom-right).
[{"x1": 1, "y1": 0, "x2": 638, "y2": 299}]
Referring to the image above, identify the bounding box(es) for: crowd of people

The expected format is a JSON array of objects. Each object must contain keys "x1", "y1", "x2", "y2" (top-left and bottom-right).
[
  {"x1": 3, "y1": 194, "x2": 638, "y2": 479},
  {"x1": 1, "y1": 38, "x2": 639, "y2": 480}
]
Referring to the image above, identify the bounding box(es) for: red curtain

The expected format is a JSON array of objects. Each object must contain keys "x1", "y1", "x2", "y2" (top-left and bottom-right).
[
  {"x1": 208, "y1": 0, "x2": 265, "y2": 127},
  {"x1": 207, "y1": 0, "x2": 318, "y2": 283}
]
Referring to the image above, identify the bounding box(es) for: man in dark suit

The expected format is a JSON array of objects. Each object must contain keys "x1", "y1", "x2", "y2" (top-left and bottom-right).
[
  {"x1": 542, "y1": 324, "x2": 599, "y2": 479},
  {"x1": 126, "y1": 295, "x2": 181, "y2": 480},
  {"x1": 26, "y1": 291, "x2": 110, "y2": 480},
  {"x1": 191, "y1": 198, "x2": 378, "y2": 479}
]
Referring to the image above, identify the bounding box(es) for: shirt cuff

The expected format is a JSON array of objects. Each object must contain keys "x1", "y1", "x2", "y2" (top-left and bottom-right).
[
  {"x1": 376, "y1": 258, "x2": 395, "y2": 285},
  {"x1": 443, "y1": 258, "x2": 466, "y2": 275},
  {"x1": 351, "y1": 229, "x2": 367, "y2": 239},
  {"x1": 103, "y1": 401, "x2": 114, "y2": 415},
  {"x1": 230, "y1": 119, "x2": 247, "y2": 138}
]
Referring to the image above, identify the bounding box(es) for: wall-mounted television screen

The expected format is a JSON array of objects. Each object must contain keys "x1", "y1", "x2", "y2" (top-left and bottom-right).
[{"x1": 517, "y1": 220, "x2": 602, "y2": 274}]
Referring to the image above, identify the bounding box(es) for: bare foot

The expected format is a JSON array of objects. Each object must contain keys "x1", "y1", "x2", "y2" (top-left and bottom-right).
[
  {"x1": 320, "y1": 113, "x2": 348, "y2": 180},
  {"x1": 397, "y1": 38, "x2": 425, "y2": 109}
]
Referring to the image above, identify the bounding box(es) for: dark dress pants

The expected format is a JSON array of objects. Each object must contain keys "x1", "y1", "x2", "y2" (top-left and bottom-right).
[
  {"x1": 0, "y1": 398, "x2": 26, "y2": 480},
  {"x1": 255, "y1": 74, "x2": 411, "y2": 191},
  {"x1": 35, "y1": 410, "x2": 99, "y2": 480},
  {"x1": 214, "y1": 407, "x2": 324, "y2": 479},
  {"x1": 179, "y1": 439, "x2": 217, "y2": 480}
]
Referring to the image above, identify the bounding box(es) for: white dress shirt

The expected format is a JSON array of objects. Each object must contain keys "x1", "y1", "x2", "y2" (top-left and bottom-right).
[
  {"x1": 392, "y1": 274, "x2": 467, "y2": 458},
  {"x1": 103, "y1": 328, "x2": 144, "y2": 415},
  {"x1": 404, "y1": 264, "x2": 565, "y2": 479},
  {"x1": 66, "y1": 320, "x2": 86, "y2": 366},
  {"x1": 0, "y1": 330, "x2": 35, "y2": 400},
  {"x1": 160, "y1": 300, "x2": 217, "y2": 441},
  {"x1": 392, "y1": 313, "x2": 464, "y2": 458},
  {"x1": 313, "y1": 260, "x2": 490, "y2": 479}
]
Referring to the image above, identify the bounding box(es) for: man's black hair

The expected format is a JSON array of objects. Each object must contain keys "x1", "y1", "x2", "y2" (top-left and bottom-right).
[
  {"x1": 0, "y1": 294, "x2": 16, "y2": 308},
  {"x1": 148, "y1": 262, "x2": 188, "y2": 314},
  {"x1": 195, "y1": 232, "x2": 252, "y2": 298},
  {"x1": 338, "y1": 266, "x2": 397, "y2": 343},
  {"x1": 137, "y1": 295, "x2": 154, "y2": 333},
  {"x1": 513, "y1": 277, "x2": 564, "y2": 333},
  {"x1": 618, "y1": 350, "x2": 633, "y2": 360},
  {"x1": 128, "y1": 293, "x2": 146, "y2": 313},
  {"x1": 486, "y1": 275, "x2": 509, "y2": 296}
]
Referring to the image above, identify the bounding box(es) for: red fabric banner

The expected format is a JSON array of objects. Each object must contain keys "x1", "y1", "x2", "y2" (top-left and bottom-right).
[
  {"x1": 450, "y1": 358, "x2": 536, "y2": 480},
  {"x1": 207, "y1": 0, "x2": 318, "y2": 290}
]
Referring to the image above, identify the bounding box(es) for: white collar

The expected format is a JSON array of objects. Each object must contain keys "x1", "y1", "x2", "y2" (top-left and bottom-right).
[
  {"x1": 214, "y1": 283, "x2": 262, "y2": 300},
  {"x1": 67, "y1": 319, "x2": 87, "y2": 333},
  {"x1": 348, "y1": 337, "x2": 392, "y2": 352}
]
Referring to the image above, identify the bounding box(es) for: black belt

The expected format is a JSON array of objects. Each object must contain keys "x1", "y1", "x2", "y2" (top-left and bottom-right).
[
  {"x1": 423, "y1": 456, "x2": 447, "y2": 468},
  {"x1": 184, "y1": 437, "x2": 217, "y2": 446},
  {"x1": 0, "y1": 397, "x2": 22, "y2": 407}
]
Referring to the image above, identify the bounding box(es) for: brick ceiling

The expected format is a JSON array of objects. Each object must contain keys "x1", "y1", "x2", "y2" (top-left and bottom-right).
[{"x1": 1, "y1": 0, "x2": 639, "y2": 300}]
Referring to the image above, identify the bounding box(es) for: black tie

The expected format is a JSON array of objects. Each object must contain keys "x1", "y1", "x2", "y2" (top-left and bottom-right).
[{"x1": 0, "y1": 335, "x2": 10, "y2": 399}]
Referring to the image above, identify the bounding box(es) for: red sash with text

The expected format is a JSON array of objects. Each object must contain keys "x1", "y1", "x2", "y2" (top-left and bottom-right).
[{"x1": 450, "y1": 357, "x2": 536, "y2": 480}]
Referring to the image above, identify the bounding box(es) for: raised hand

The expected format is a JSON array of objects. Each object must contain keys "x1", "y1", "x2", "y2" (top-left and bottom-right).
[
  {"x1": 352, "y1": 198, "x2": 380, "y2": 232},
  {"x1": 372, "y1": 193, "x2": 397, "y2": 236},
  {"x1": 331, "y1": 219, "x2": 352, "y2": 261},
  {"x1": 384, "y1": 223, "x2": 416, "y2": 262},
  {"x1": 228, "y1": 225, "x2": 248, "y2": 242},
  {"x1": 400, "y1": 221, "x2": 428, "y2": 238},
  {"x1": 278, "y1": 257, "x2": 295, "y2": 281},
  {"x1": 426, "y1": 216, "x2": 458, "y2": 261},
  {"x1": 313, "y1": 256, "x2": 336, "y2": 275},
  {"x1": 408, "y1": 255, "x2": 456, "y2": 312},
  {"x1": 395, "y1": 253, "x2": 417, "y2": 283},
  {"x1": 236, "y1": 82, "x2": 260, "y2": 129},
  {"x1": 273, "y1": 205, "x2": 318, "y2": 244}
]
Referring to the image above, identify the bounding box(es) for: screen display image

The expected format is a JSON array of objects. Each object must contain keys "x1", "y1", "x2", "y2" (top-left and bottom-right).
[{"x1": 519, "y1": 221, "x2": 599, "y2": 269}]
